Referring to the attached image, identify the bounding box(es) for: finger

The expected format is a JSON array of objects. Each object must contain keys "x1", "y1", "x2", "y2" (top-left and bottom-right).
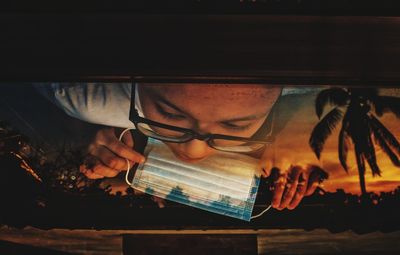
[
  {"x1": 88, "y1": 161, "x2": 121, "y2": 178},
  {"x1": 103, "y1": 138, "x2": 145, "y2": 164},
  {"x1": 83, "y1": 170, "x2": 105, "y2": 179},
  {"x1": 95, "y1": 127, "x2": 145, "y2": 163},
  {"x1": 260, "y1": 167, "x2": 271, "y2": 178},
  {"x1": 81, "y1": 154, "x2": 98, "y2": 169},
  {"x1": 279, "y1": 166, "x2": 302, "y2": 209},
  {"x1": 305, "y1": 168, "x2": 321, "y2": 196},
  {"x1": 80, "y1": 164, "x2": 104, "y2": 179},
  {"x1": 310, "y1": 165, "x2": 329, "y2": 182},
  {"x1": 287, "y1": 173, "x2": 308, "y2": 210},
  {"x1": 304, "y1": 166, "x2": 324, "y2": 196},
  {"x1": 92, "y1": 146, "x2": 131, "y2": 171},
  {"x1": 271, "y1": 173, "x2": 286, "y2": 210},
  {"x1": 152, "y1": 196, "x2": 166, "y2": 208},
  {"x1": 121, "y1": 130, "x2": 134, "y2": 148},
  {"x1": 259, "y1": 161, "x2": 272, "y2": 178}
]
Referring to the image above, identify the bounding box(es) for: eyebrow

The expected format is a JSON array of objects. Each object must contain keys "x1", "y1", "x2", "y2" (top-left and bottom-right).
[
  {"x1": 145, "y1": 88, "x2": 189, "y2": 115},
  {"x1": 220, "y1": 114, "x2": 267, "y2": 123}
]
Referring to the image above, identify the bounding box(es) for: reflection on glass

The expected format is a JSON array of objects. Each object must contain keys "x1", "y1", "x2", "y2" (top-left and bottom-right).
[{"x1": 0, "y1": 84, "x2": 399, "y2": 225}]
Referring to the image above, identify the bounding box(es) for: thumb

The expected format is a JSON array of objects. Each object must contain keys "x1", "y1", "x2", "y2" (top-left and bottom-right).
[{"x1": 259, "y1": 161, "x2": 273, "y2": 178}]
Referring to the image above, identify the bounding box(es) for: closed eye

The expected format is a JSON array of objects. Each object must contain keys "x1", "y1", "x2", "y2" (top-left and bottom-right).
[
  {"x1": 156, "y1": 104, "x2": 186, "y2": 120},
  {"x1": 222, "y1": 122, "x2": 252, "y2": 131}
]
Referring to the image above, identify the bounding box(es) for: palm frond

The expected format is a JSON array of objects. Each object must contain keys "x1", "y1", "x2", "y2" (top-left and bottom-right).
[
  {"x1": 364, "y1": 118, "x2": 381, "y2": 176},
  {"x1": 372, "y1": 96, "x2": 400, "y2": 118},
  {"x1": 338, "y1": 113, "x2": 351, "y2": 172},
  {"x1": 354, "y1": 146, "x2": 366, "y2": 174},
  {"x1": 315, "y1": 88, "x2": 349, "y2": 119},
  {"x1": 365, "y1": 155, "x2": 381, "y2": 176},
  {"x1": 369, "y1": 115, "x2": 400, "y2": 156},
  {"x1": 369, "y1": 117, "x2": 400, "y2": 167},
  {"x1": 310, "y1": 107, "x2": 343, "y2": 159},
  {"x1": 354, "y1": 142, "x2": 368, "y2": 194},
  {"x1": 338, "y1": 129, "x2": 350, "y2": 172}
]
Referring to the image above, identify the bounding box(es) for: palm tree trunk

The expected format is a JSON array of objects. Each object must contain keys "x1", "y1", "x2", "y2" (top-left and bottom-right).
[
  {"x1": 354, "y1": 146, "x2": 367, "y2": 195},
  {"x1": 358, "y1": 168, "x2": 367, "y2": 195}
]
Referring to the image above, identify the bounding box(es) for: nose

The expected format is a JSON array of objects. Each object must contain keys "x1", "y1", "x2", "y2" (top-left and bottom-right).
[{"x1": 180, "y1": 139, "x2": 213, "y2": 160}]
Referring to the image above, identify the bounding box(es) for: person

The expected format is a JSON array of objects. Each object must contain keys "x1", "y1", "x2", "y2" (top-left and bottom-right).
[{"x1": 35, "y1": 82, "x2": 326, "y2": 210}]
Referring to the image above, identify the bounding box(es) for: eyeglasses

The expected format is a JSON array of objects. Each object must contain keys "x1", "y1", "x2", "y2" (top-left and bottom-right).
[{"x1": 129, "y1": 87, "x2": 275, "y2": 153}]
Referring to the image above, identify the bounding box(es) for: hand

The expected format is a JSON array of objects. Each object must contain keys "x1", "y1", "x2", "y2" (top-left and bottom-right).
[
  {"x1": 258, "y1": 138, "x2": 328, "y2": 210},
  {"x1": 79, "y1": 127, "x2": 145, "y2": 179},
  {"x1": 266, "y1": 165, "x2": 328, "y2": 210}
]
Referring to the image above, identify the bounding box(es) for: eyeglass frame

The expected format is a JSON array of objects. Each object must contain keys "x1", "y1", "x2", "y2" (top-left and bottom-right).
[{"x1": 128, "y1": 84, "x2": 275, "y2": 150}]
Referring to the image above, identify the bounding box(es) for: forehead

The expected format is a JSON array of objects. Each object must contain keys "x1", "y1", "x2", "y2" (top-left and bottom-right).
[
  {"x1": 141, "y1": 84, "x2": 281, "y2": 121},
  {"x1": 142, "y1": 84, "x2": 280, "y2": 102}
]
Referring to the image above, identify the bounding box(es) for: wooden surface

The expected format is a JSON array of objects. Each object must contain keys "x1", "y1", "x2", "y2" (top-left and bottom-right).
[
  {"x1": 0, "y1": 227, "x2": 122, "y2": 255},
  {"x1": 123, "y1": 234, "x2": 258, "y2": 255},
  {"x1": 257, "y1": 230, "x2": 400, "y2": 255},
  {"x1": 1, "y1": 14, "x2": 400, "y2": 85},
  {"x1": 1, "y1": 227, "x2": 400, "y2": 255},
  {"x1": 0, "y1": 0, "x2": 398, "y2": 15}
]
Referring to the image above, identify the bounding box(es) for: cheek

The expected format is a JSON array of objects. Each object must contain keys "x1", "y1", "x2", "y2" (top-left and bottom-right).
[
  {"x1": 246, "y1": 122, "x2": 266, "y2": 136},
  {"x1": 164, "y1": 142, "x2": 179, "y2": 153},
  {"x1": 140, "y1": 102, "x2": 160, "y2": 121},
  {"x1": 141, "y1": 103, "x2": 193, "y2": 128},
  {"x1": 139, "y1": 91, "x2": 166, "y2": 122},
  {"x1": 223, "y1": 118, "x2": 267, "y2": 138},
  {"x1": 252, "y1": 118, "x2": 269, "y2": 133},
  {"x1": 163, "y1": 142, "x2": 189, "y2": 158}
]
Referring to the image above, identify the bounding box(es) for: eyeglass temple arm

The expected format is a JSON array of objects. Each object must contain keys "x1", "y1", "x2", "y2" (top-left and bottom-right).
[{"x1": 129, "y1": 83, "x2": 140, "y2": 122}]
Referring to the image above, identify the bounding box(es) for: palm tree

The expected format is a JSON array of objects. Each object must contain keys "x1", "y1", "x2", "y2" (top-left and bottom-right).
[{"x1": 309, "y1": 88, "x2": 400, "y2": 195}]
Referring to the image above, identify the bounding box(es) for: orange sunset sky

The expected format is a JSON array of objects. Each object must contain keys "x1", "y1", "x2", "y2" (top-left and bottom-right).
[{"x1": 269, "y1": 88, "x2": 400, "y2": 195}]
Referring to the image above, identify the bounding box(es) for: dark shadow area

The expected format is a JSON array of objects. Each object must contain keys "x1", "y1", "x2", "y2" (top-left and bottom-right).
[
  {"x1": 0, "y1": 240, "x2": 78, "y2": 255},
  {"x1": 123, "y1": 234, "x2": 257, "y2": 255}
]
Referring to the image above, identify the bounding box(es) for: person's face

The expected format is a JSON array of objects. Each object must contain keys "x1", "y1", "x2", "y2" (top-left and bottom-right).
[{"x1": 138, "y1": 84, "x2": 281, "y2": 163}]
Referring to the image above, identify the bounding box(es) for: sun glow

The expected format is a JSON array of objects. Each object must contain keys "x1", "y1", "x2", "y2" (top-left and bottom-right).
[{"x1": 270, "y1": 90, "x2": 400, "y2": 195}]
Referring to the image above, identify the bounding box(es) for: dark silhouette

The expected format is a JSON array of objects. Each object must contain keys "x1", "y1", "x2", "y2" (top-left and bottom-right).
[
  {"x1": 309, "y1": 88, "x2": 400, "y2": 194},
  {"x1": 166, "y1": 186, "x2": 190, "y2": 204},
  {"x1": 145, "y1": 187, "x2": 155, "y2": 195},
  {"x1": 212, "y1": 195, "x2": 232, "y2": 207},
  {"x1": 2, "y1": 111, "x2": 400, "y2": 232}
]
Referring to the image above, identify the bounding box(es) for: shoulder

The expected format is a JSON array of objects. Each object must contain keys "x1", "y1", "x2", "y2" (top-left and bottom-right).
[{"x1": 34, "y1": 83, "x2": 134, "y2": 128}]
